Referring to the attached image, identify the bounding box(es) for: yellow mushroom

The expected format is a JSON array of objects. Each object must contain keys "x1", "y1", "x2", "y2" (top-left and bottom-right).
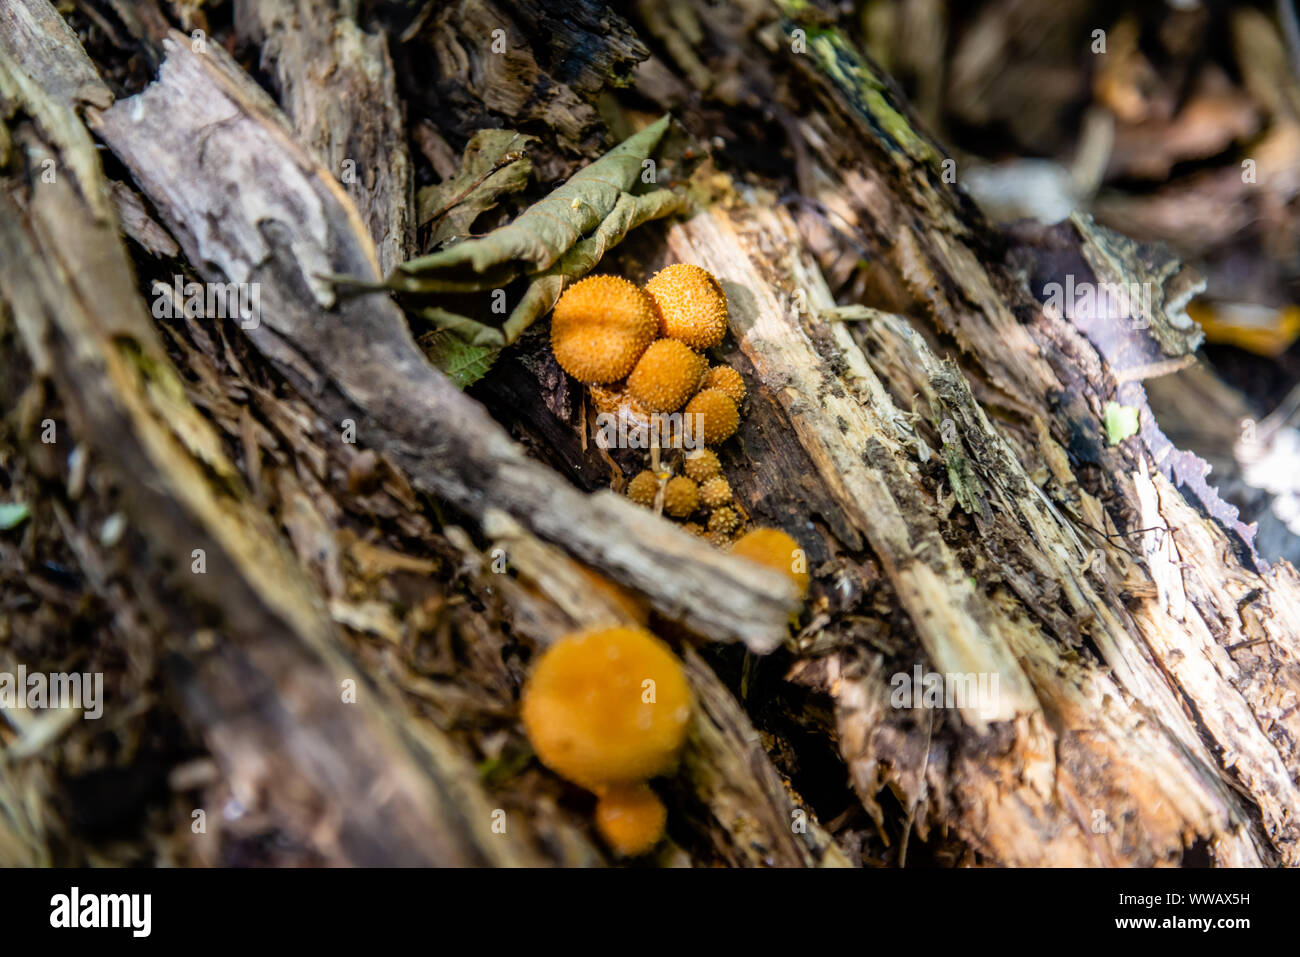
[
  {"x1": 521, "y1": 626, "x2": 692, "y2": 789},
  {"x1": 645, "y1": 264, "x2": 728, "y2": 350},
  {"x1": 550, "y1": 276, "x2": 658, "y2": 383},
  {"x1": 628, "y1": 339, "x2": 708, "y2": 413},
  {"x1": 684, "y1": 388, "x2": 740, "y2": 446}
]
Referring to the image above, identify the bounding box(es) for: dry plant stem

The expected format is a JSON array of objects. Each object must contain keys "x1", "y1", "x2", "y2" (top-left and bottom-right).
[
  {"x1": 85, "y1": 32, "x2": 797, "y2": 653},
  {"x1": 0, "y1": 33, "x2": 528, "y2": 866}
]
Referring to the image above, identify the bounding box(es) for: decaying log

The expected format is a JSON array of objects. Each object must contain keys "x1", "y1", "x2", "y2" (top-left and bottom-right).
[
  {"x1": 665, "y1": 202, "x2": 1271, "y2": 865},
  {"x1": 0, "y1": 37, "x2": 528, "y2": 866},
  {"x1": 84, "y1": 32, "x2": 798, "y2": 653},
  {"x1": 4, "y1": 0, "x2": 1300, "y2": 868},
  {"x1": 234, "y1": 0, "x2": 415, "y2": 272}
]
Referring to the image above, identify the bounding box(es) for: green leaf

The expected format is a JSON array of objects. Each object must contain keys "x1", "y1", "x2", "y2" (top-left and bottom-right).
[
  {"x1": 0, "y1": 502, "x2": 30, "y2": 530},
  {"x1": 1104, "y1": 402, "x2": 1140, "y2": 444},
  {"x1": 418, "y1": 329, "x2": 499, "y2": 389}
]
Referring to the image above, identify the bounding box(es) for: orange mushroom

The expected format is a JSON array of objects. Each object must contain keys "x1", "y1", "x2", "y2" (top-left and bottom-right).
[
  {"x1": 550, "y1": 276, "x2": 658, "y2": 383},
  {"x1": 627, "y1": 339, "x2": 708, "y2": 413},
  {"x1": 683, "y1": 448, "x2": 722, "y2": 483},
  {"x1": 520, "y1": 626, "x2": 692, "y2": 789},
  {"x1": 684, "y1": 388, "x2": 740, "y2": 446},
  {"x1": 626, "y1": 470, "x2": 659, "y2": 507},
  {"x1": 645, "y1": 264, "x2": 729, "y2": 350},
  {"x1": 662, "y1": 476, "x2": 699, "y2": 518},
  {"x1": 593, "y1": 782, "x2": 668, "y2": 857},
  {"x1": 702, "y1": 365, "x2": 745, "y2": 406},
  {"x1": 699, "y1": 476, "x2": 732, "y2": 508},
  {"x1": 731, "y1": 527, "x2": 809, "y2": 598}
]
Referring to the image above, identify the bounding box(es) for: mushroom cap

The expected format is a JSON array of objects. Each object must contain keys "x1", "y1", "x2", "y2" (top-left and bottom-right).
[
  {"x1": 645, "y1": 264, "x2": 728, "y2": 349},
  {"x1": 626, "y1": 470, "x2": 659, "y2": 506},
  {"x1": 521, "y1": 626, "x2": 692, "y2": 788},
  {"x1": 550, "y1": 276, "x2": 658, "y2": 383},
  {"x1": 683, "y1": 448, "x2": 722, "y2": 483},
  {"x1": 684, "y1": 388, "x2": 740, "y2": 445},
  {"x1": 731, "y1": 527, "x2": 809, "y2": 598},
  {"x1": 662, "y1": 476, "x2": 699, "y2": 518},
  {"x1": 707, "y1": 506, "x2": 740, "y2": 537},
  {"x1": 699, "y1": 476, "x2": 732, "y2": 508},
  {"x1": 627, "y1": 339, "x2": 707, "y2": 413},
  {"x1": 594, "y1": 783, "x2": 667, "y2": 857},
  {"x1": 703, "y1": 365, "x2": 745, "y2": 405}
]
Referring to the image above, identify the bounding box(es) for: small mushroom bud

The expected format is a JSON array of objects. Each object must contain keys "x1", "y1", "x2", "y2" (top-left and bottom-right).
[
  {"x1": 707, "y1": 506, "x2": 740, "y2": 537},
  {"x1": 626, "y1": 470, "x2": 659, "y2": 507},
  {"x1": 594, "y1": 782, "x2": 667, "y2": 857},
  {"x1": 702, "y1": 365, "x2": 745, "y2": 405},
  {"x1": 699, "y1": 476, "x2": 732, "y2": 508},
  {"x1": 683, "y1": 448, "x2": 722, "y2": 483},
  {"x1": 662, "y1": 476, "x2": 699, "y2": 518},
  {"x1": 684, "y1": 388, "x2": 740, "y2": 446}
]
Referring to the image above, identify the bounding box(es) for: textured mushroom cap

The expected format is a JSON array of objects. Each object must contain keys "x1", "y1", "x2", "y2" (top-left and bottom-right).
[
  {"x1": 627, "y1": 339, "x2": 707, "y2": 413},
  {"x1": 707, "y1": 506, "x2": 740, "y2": 537},
  {"x1": 684, "y1": 388, "x2": 740, "y2": 445},
  {"x1": 521, "y1": 626, "x2": 692, "y2": 788},
  {"x1": 645, "y1": 264, "x2": 728, "y2": 349},
  {"x1": 626, "y1": 470, "x2": 659, "y2": 507},
  {"x1": 551, "y1": 276, "x2": 658, "y2": 382},
  {"x1": 699, "y1": 476, "x2": 732, "y2": 508},
  {"x1": 594, "y1": 783, "x2": 667, "y2": 857},
  {"x1": 683, "y1": 449, "x2": 722, "y2": 483},
  {"x1": 732, "y1": 527, "x2": 809, "y2": 598},
  {"x1": 662, "y1": 476, "x2": 699, "y2": 518},
  {"x1": 703, "y1": 365, "x2": 745, "y2": 405}
]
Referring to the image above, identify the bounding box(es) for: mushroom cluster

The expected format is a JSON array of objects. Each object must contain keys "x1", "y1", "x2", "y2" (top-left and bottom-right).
[
  {"x1": 521, "y1": 625, "x2": 691, "y2": 856},
  {"x1": 526, "y1": 270, "x2": 814, "y2": 860},
  {"x1": 549, "y1": 264, "x2": 755, "y2": 545}
]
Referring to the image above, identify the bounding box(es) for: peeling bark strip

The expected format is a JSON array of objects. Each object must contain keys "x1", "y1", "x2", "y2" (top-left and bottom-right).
[
  {"x1": 0, "y1": 41, "x2": 525, "y2": 867},
  {"x1": 88, "y1": 33, "x2": 798, "y2": 652}
]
